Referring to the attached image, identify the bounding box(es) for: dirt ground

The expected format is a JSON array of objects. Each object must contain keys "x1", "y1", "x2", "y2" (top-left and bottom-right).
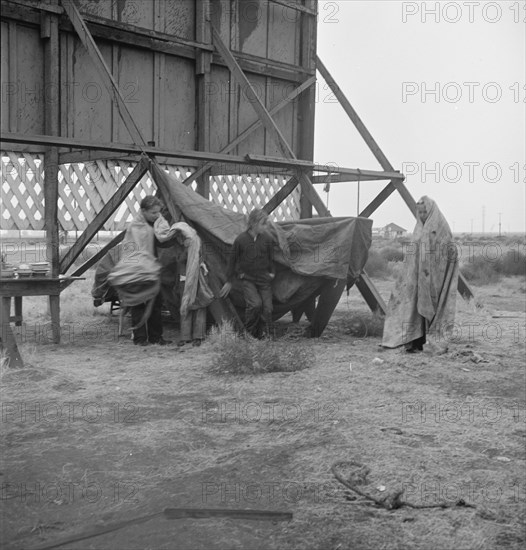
[{"x1": 1, "y1": 272, "x2": 525, "y2": 550}]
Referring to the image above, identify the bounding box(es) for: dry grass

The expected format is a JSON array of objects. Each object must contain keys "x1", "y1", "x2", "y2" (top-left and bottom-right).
[
  {"x1": 208, "y1": 322, "x2": 314, "y2": 375},
  {"x1": 1, "y1": 238, "x2": 525, "y2": 550}
]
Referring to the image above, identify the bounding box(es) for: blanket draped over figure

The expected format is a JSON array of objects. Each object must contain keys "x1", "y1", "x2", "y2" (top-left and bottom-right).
[{"x1": 382, "y1": 196, "x2": 459, "y2": 349}]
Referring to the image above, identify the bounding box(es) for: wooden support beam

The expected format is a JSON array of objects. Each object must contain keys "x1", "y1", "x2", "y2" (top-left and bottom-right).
[
  {"x1": 312, "y1": 173, "x2": 398, "y2": 184},
  {"x1": 211, "y1": 26, "x2": 328, "y2": 217},
  {"x1": 355, "y1": 272, "x2": 387, "y2": 314},
  {"x1": 43, "y1": 1, "x2": 61, "y2": 345},
  {"x1": 359, "y1": 181, "x2": 397, "y2": 218},
  {"x1": 195, "y1": 0, "x2": 212, "y2": 199},
  {"x1": 316, "y1": 55, "x2": 473, "y2": 302},
  {"x1": 60, "y1": 0, "x2": 147, "y2": 148},
  {"x1": 1, "y1": 132, "x2": 321, "y2": 170},
  {"x1": 271, "y1": 0, "x2": 317, "y2": 15},
  {"x1": 58, "y1": 231, "x2": 126, "y2": 292},
  {"x1": 316, "y1": 55, "x2": 416, "y2": 215},
  {"x1": 58, "y1": 150, "x2": 145, "y2": 165},
  {"x1": 70, "y1": 232, "x2": 125, "y2": 277},
  {"x1": 60, "y1": 157, "x2": 149, "y2": 273},
  {"x1": 298, "y1": 0, "x2": 317, "y2": 218},
  {"x1": 1, "y1": 298, "x2": 24, "y2": 368},
  {"x1": 182, "y1": 76, "x2": 316, "y2": 187},
  {"x1": 263, "y1": 176, "x2": 299, "y2": 215}
]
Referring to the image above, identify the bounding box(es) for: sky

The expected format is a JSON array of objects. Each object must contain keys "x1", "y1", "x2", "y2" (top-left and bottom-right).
[{"x1": 313, "y1": 0, "x2": 525, "y2": 233}]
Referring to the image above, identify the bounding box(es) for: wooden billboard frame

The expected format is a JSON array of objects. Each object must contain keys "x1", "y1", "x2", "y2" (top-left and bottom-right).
[{"x1": 1, "y1": 0, "x2": 473, "y2": 357}]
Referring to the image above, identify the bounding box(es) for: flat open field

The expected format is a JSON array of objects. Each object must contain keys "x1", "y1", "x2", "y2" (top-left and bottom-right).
[{"x1": 1, "y1": 240, "x2": 525, "y2": 550}]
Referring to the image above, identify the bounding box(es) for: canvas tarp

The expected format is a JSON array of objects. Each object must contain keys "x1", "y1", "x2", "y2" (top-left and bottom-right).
[
  {"x1": 150, "y1": 165, "x2": 373, "y2": 333},
  {"x1": 92, "y1": 166, "x2": 372, "y2": 336}
]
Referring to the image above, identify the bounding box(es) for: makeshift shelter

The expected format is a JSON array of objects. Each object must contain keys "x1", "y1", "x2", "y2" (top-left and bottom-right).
[
  {"x1": 1, "y1": 0, "x2": 473, "y2": 366},
  {"x1": 93, "y1": 163, "x2": 372, "y2": 337}
]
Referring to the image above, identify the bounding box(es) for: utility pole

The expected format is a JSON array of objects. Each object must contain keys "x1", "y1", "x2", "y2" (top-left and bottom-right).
[
  {"x1": 498, "y1": 212, "x2": 502, "y2": 237},
  {"x1": 470, "y1": 219, "x2": 473, "y2": 235}
]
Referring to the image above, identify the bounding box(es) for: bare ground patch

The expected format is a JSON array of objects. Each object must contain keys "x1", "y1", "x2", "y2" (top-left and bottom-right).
[{"x1": 0, "y1": 274, "x2": 525, "y2": 549}]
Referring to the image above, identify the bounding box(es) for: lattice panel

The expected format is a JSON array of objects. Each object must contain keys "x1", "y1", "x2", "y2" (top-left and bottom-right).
[
  {"x1": 209, "y1": 174, "x2": 301, "y2": 221},
  {"x1": 1, "y1": 152, "x2": 45, "y2": 230},
  {"x1": 2, "y1": 152, "x2": 300, "y2": 231}
]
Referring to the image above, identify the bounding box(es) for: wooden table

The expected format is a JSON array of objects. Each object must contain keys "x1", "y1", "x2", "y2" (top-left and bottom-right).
[{"x1": 0, "y1": 276, "x2": 83, "y2": 368}]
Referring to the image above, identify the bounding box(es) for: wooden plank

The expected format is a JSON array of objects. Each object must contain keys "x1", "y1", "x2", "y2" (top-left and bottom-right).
[
  {"x1": 359, "y1": 181, "x2": 396, "y2": 218},
  {"x1": 2, "y1": 0, "x2": 311, "y2": 84},
  {"x1": 211, "y1": 26, "x2": 328, "y2": 216},
  {"x1": 60, "y1": 0, "x2": 147, "y2": 148},
  {"x1": 2, "y1": 131, "x2": 327, "y2": 169},
  {"x1": 183, "y1": 76, "x2": 315, "y2": 187},
  {"x1": 312, "y1": 174, "x2": 393, "y2": 184},
  {"x1": 59, "y1": 157, "x2": 149, "y2": 273},
  {"x1": 268, "y1": 1, "x2": 296, "y2": 65},
  {"x1": 68, "y1": 231, "x2": 126, "y2": 278},
  {"x1": 195, "y1": 0, "x2": 211, "y2": 198},
  {"x1": 263, "y1": 176, "x2": 299, "y2": 214},
  {"x1": 308, "y1": 279, "x2": 347, "y2": 337},
  {"x1": 298, "y1": 1, "x2": 316, "y2": 217},
  {"x1": 43, "y1": 4, "x2": 60, "y2": 279},
  {"x1": 271, "y1": 0, "x2": 316, "y2": 16},
  {"x1": 316, "y1": 55, "x2": 417, "y2": 216},
  {"x1": 1, "y1": 297, "x2": 24, "y2": 368},
  {"x1": 212, "y1": 25, "x2": 293, "y2": 159},
  {"x1": 355, "y1": 272, "x2": 387, "y2": 314}
]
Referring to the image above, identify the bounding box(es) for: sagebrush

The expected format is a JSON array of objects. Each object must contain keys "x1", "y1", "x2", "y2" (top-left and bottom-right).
[{"x1": 209, "y1": 323, "x2": 314, "y2": 375}]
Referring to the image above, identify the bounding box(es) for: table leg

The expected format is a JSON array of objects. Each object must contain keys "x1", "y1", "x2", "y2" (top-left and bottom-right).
[
  {"x1": 14, "y1": 296, "x2": 23, "y2": 326},
  {"x1": 1, "y1": 297, "x2": 24, "y2": 368},
  {"x1": 49, "y1": 295, "x2": 61, "y2": 344}
]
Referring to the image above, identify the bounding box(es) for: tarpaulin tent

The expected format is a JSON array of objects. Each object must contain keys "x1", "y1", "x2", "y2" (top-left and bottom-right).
[{"x1": 93, "y1": 165, "x2": 373, "y2": 337}]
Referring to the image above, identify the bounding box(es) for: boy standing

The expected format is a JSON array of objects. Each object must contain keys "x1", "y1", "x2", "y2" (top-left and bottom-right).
[{"x1": 220, "y1": 209, "x2": 275, "y2": 338}]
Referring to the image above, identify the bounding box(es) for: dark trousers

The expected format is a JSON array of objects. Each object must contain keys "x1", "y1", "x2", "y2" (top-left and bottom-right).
[
  {"x1": 405, "y1": 318, "x2": 427, "y2": 351},
  {"x1": 241, "y1": 278, "x2": 273, "y2": 338},
  {"x1": 131, "y1": 292, "x2": 163, "y2": 344}
]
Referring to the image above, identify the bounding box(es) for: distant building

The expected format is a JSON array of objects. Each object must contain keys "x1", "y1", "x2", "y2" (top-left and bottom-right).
[{"x1": 383, "y1": 223, "x2": 407, "y2": 239}]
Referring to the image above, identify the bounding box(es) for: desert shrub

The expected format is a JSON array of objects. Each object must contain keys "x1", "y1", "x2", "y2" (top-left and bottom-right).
[
  {"x1": 379, "y1": 246, "x2": 404, "y2": 262},
  {"x1": 495, "y1": 251, "x2": 526, "y2": 277},
  {"x1": 460, "y1": 256, "x2": 501, "y2": 285},
  {"x1": 209, "y1": 323, "x2": 314, "y2": 375},
  {"x1": 364, "y1": 249, "x2": 390, "y2": 278}
]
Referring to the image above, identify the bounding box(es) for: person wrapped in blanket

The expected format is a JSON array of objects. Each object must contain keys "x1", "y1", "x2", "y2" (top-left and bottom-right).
[
  {"x1": 382, "y1": 196, "x2": 459, "y2": 353},
  {"x1": 107, "y1": 196, "x2": 177, "y2": 346},
  {"x1": 162, "y1": 221, "x2": 214, "y2": 348},
  {"x1": 219, "y1": 208, "x2": 275, "y2": 339}
]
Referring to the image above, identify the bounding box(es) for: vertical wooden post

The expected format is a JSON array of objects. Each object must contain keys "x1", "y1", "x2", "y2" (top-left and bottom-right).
[
  {"x1": 42, "y1": 2, "x2": 60, "y2": 343},
  {"x1": 196, "y1": 0, "x2": 212, "y2": 199},
  {"x1": 298, "y1": 1, "x2": 317, "y2": 219}
]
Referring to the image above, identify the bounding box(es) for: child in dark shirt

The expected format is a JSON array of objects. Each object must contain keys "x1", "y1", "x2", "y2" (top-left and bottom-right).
[{"x1": 220, "y1": 209, "x2": 275, "y2": 338}]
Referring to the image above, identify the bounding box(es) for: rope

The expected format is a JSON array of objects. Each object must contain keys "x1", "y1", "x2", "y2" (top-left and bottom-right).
[{"x1": 331, "y1": 461, "x2": 476, "y2": 511}]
